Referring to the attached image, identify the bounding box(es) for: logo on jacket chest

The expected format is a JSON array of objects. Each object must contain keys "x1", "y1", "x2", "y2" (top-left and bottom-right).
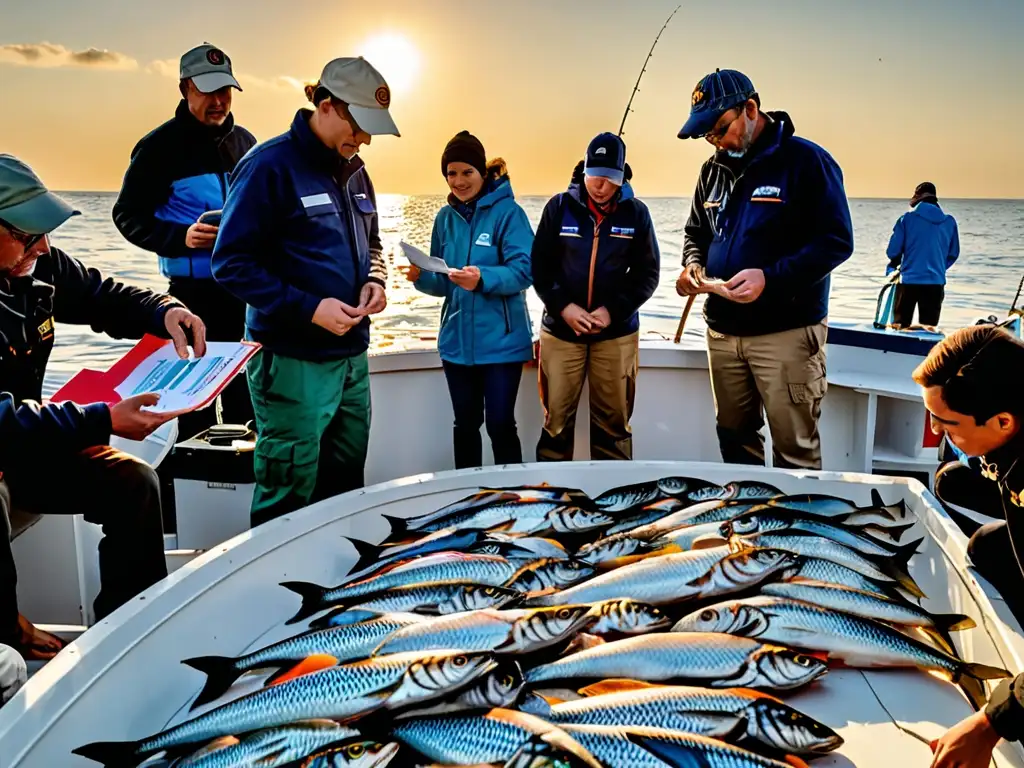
[
  {"x1": 610, "y1": 226, "x2": 635, "y2": 239},
  {"x1": 37, "y1": 316, "x2": 54, "y2": 341},
  {"x1": 559, "y1": 225, "x2": 581, "y2": 238},
  {"x1": 474, "y1": 232, "x2": 492, "y2": 247},
  {"x1": 751, "y1": 185, "x2": 783, "y2": 202}
]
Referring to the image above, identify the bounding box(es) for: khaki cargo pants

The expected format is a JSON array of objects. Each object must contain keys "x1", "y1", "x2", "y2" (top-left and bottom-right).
[
  {"x1": 706, "y1": 323, "x2": 827, "y2": 470},
  {"x1": 536, "y1": 330, "x2": 639, "y2": 462}
]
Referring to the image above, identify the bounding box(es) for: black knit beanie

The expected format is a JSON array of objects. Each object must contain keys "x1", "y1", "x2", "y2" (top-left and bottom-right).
[{"x1": 441, "y1": 130, "x2": 487, "y2": 179}]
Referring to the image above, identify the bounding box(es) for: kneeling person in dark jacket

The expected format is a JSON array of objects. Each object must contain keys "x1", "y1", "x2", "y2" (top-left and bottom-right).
[
  {"x1": 532, "y1": 133, "x2": 660, "y2": 461},
  {"x1": 676, "y1": 69, "x2": 854, "y2": 471},
  {"x1": 0, "y1": 155, "x2": 207, "y2": 660},
  {"x1": 915, "y1": 325, "x2": 1024, "y2": 767}
]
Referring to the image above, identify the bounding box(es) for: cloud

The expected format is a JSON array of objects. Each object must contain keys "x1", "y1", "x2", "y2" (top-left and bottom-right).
[
  {"x1": 0, "y1": 42, "x2": 137, "y2": 70},
  {"x1": 146, "y1": 58, "x2": 178, "y2": 78}
]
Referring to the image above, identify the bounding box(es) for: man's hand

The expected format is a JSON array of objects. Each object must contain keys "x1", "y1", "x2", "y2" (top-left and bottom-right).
[
  {"x1": 312, "y1": 298, "x2": 362, "y2": 336},
  {"x1": 357, "y1": 282, "x2": 387, "y2": 315},
  {"x1": 185, "y1": 222, "x2": 218, "y2": 249},
  {"x1": 561, "y1": 303, "x2": 599, "y2": 336},
  {"x1": 164, "y1": 307, "x2": 207, "y2": 359},
  {"x1": 109, "y1": 394, "x2": 185, "y2": 441},
  {"x1": 930, "y1": 710, "x2": 1001, "y2": 768},
  {"x1": 722, "y1": 268, "x2": 766, "y2": 304},
  {"x1": 397, "y1": 264, "x2": 421, "y2": 282},
  {"x1": 449, "y1": 266, "x2": 481, "y2": 292},
  {"x1": 589, "y1": 307, "x2": 611, "y2": 330},
  {"x1": 676, "y1": 264, "x2": 706, "y2": 297}
]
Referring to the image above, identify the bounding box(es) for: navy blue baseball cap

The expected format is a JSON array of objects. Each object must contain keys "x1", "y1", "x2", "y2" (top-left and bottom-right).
[
  {"x1": 678, "y1": 69, "x2": 757, "y2": 140},
  {"x1": 584, "y1": 132, "x2": 626, "y2": 186}
]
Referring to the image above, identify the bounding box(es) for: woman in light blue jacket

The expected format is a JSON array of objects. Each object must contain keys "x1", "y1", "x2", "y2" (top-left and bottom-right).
[{"x1": 400, "y1": 131, "x2": 534, "y2": 468}]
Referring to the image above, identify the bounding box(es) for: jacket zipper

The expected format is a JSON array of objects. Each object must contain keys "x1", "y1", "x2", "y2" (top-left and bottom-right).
[
  {"x1": 502, "y1": 298, "x2": 510, "y2": 334},
  {"x1": 586, "y1": 220, "x2": 600, "y2": 310},
  {"x1": 455, "y1": 209, "x2": 477, "y2": 362},
  {"x1": 343, "y1": 167, "x2": 365, "y2": 298}
]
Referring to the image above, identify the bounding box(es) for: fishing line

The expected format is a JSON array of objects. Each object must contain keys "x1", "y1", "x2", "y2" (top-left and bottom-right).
[
  {"x1": 857, "y1": 669, "x2": 939, "y2": 749},
  {"x1": 617, "y1": 3, "x2": 682, "y2": 137}
]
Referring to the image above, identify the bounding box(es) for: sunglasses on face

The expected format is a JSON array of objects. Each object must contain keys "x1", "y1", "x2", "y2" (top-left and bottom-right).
[{"x1": 0, "y1": 219, "x2": 45, "y2": 251}]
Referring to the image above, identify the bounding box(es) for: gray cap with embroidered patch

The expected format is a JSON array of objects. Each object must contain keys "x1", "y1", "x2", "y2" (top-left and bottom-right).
[{"x1": 180, "y1": 43, "x2": 242, "y2": 93}]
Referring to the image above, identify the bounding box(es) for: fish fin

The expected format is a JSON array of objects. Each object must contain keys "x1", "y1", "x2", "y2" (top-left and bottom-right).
[
  {"x1": 916, "y1": 626, "x2": 957, "y2": 655},
  {"x1": 870, "y1": 489, "x2": 885, "y2": 509},
  {"x1": 187, "y1": 736, "x2": 241, "y2": 758},
  {"x1": 265, "y1": 653, "x2": 339, "y2": 686},
  {"x1": 893, "y1": 537, "x2": 924, "y2": 568},
  {"x1": 280, "y1": 581, "x2": 332, "y2": 624},
  {"x1": 344, "y1": 537, "x2": 386, "y2": 575},
  {"x1": 519, "y1": 691, "x2": 555, "y2": 717},
  {"x1": 255, "y1": 748, "x2": 289, "y2": 766},
  {"x1": 181, "y1": 655, "x2": 243, "y2": 710},
  {"x1": 869, "y1": 521, "x2": 915, "y2": 542},
  {"x1": 539, "y1": 693, "x2": 567, "y2": 706},
  {"x1": 784, "y1": 757, "x2": 811, "y2": 768},
  {"x1": 71, "y1": 740, "x2": 142, "y2": 767},
  {"x1": 935, "y1": 613, "x2": 977, "y2": 632},
  {"x1": 577, "y1": 679, "x2": 665, "y2": 697},
  {"x1": 886, "y1": 499, "x2": 908, "y2": 519},
  {"x1": 308, "y1": 607, "x2": 359, "y2": 630},
  {"x1": 957, "y1": 662, "x2": 1012, "y2": 682},
  {"x1": 876, "y1": 539, "x2": 928, "y2": 599},
  {"x1": 624, "y1": 733, "x2": 712, "y2": 768}
]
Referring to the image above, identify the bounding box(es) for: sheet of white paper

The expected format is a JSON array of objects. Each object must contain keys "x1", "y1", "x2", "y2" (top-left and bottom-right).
[
  {"x1": 400, "y1": 241, "x2": 450, "y2": 274},
  {"x1": 114, "y1": 341, "x2": 255, "y2": 413}
]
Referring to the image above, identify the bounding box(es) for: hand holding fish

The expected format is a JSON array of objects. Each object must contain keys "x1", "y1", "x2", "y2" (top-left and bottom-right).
[
  {"x1": 561, "y1": 303, "x2": 601, "y2": 336},
  {"x1": 929, "y1": 710, "x2": 1000, "y2": 768},
  {"x1": 448, "y1": 266, "x2": 481, "y2": 291}
]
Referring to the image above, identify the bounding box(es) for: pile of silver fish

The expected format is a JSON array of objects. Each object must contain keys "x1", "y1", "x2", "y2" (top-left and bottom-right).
[{"x1": 73, "y1": 476, "x2": 1011, "y2": 767}]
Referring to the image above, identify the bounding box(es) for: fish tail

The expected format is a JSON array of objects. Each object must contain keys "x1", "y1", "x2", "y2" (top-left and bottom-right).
[
  {"x1": 879, "y1": 563, "x2": 927, "y2": 600},
  {"x1": 624, "y1": 733, "x2": 716, "y2": 768},
  {"x1": 280, "y1": 581, "x2": 331, "y2": 624},
  {"x1": 71, "y1": 740, "x2": 142, "y2": 767},
  {"x1": 381, "y1": 514, "x2": 410, "y2": 539},
  {"x1": 181, "y1": 655, "x2": 244, "y2": 710},
  {"x1": 868, "y1": 521, "x2": 915, "y2": 542},
  {"x1": 344, "y1": 536, "x2": 386, "y2": 574},
  {"x1": 958, "y1": 661, "x2": 1013, "y2": 682},
  {"x1": 935, "y1": 613, "x2": 977, "y2": 632},
  {"x1": 870, "y1": 489, "x2": 886, "y2": 510},
  {"x1": 919, "y1": 626, "x2": 957, "y2": 656}
]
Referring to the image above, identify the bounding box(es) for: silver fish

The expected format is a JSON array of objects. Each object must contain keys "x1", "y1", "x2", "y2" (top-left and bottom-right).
[
  {"x1": 587, "y1": 599, "x2": 671, "y2": 636},
  {"x1": 74, "y1": 651, "x2": 497, "y2": 764},
  {"x1": 184, "y1": 614, "x2": 425, "y2": 708},
  {"x1": 760, "y1": 581, "x2": 974, "y2": 635},
  {"x1": 575, "y1": 532, "x2": 664, "y2": 567},
  {"x1": 547, "y1": 680, "x2": 842, "y2": 757},
  {"x1": 685, "y1": 481, "x2": 782, "y2": 504},
  {"x1": 479, "y1": 534, "x2": 569, "y2": 561},
  {"x1": 390, "y1": 709, "x2": 602, "y2": 767},
  {"x1": 523, "y1": 633, "x2": 827, "y2": 692},
  {"x1": 783, "y1": 557, "x2": 909, "y2": 602},
  {"x1": 732, "y1": 532, "x2": 901, "y2": 584},
  {"x1": 284, "y1": 553, "x2": 523, "y2": 623},
  {"x1": 170, "y1": 722, "x2": 394, "y2": 768},
  {"x1": 527, "y1": 547, "x2": 798, "y2": 608},
  {"x1": 766, "y1": 489, "x2": 905, "y2": 519},
  {"x1": 300, "y1": 740, "x2": 400, "y2": 768},
  {"x1": 722, "y1": 508, "x2": 917, "y2": 559},
  {"x1": 672, "y1": 596, "x2": 1009, "y2": 682},
  {"x1": 344, "y1": 529, "x2": 497, "y2": 577},
  {"x1": 562, "y1": 725, "x2": 807, "y2": 768},
  {"x1": 373, "y1": 606, "x2": 595, "y2": 656},
  {"x1": 508, "y1": 559, "x2": 595, "y2": 595},
  {"x1": 385, "y1": 491, "x2": 524, "y2": 533},
  {"x1": 387, "y1": 500, "x2": 610, "y2": 537},
  {"x1": 402, "y1": 661, "x2": 526, "y2": 717},
  {"x1": 650, "y1": 520, "x2": 733, "y2": 552},
  {"x1": 592, "y1": 481, "x2": 671, "y2": 512},
  {"x1": 310, "y1": 585, "x2": 524, "y2": 627},
  {"x1": 602, "y1": 499, "x2": 690, "y2": 535},
  {"x1": 503, "y1": 733, "x2": 603, "y2": 768},
  {"x1": 626, "y1": 500, "x2": 762, "y2": 540}
]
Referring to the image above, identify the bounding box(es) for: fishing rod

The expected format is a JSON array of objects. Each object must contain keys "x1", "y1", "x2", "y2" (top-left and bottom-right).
[{"x1": 617, "y1": 3, "x2": 682, "y2": 137}]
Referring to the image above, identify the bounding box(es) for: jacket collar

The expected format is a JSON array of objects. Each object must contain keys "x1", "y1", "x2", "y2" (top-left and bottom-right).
[
  {"x1": 174, "y1": 99, "x2": 235, "y2": 141},
  {"x1": 980, "y1": 431, "x2": 1024, "y2": 486},
  {"x1": 566, "y1": 180, "x2": 635, "y2": 209},
  {"x1": 289, "y1": 109, "x2": 366, "y2": 182}
]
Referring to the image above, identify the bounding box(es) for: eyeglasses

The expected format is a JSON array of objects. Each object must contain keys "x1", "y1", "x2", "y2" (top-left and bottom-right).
[
  {"x1": 704, "y1": 107, "x2": 745, "y2": 144},
  {"x1": 0, "y1": 218, "x2": 45, "y2": 251}
]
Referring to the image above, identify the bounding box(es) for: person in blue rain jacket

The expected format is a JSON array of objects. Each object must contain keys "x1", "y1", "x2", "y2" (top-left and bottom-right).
[
  {"x1": 400, "y1": 131, "x2": 534, "y2": 469},
  {"x1": 885, "y1": 181, "x2": 960, "y2": 328}
]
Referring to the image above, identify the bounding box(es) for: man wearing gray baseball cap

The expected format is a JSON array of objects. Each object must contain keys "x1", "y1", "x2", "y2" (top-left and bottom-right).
[
  {"x1": 113, "y1": 42, "x2": 256, "y2": 439},
  {"x1": 0, "y1": 154, "x2": 207, "y2": 660},
  {"x1": 212, "y1": 56, "x2": 398, "y2": 524}
]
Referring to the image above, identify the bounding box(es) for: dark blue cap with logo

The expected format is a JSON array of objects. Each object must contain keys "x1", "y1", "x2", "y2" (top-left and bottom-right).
[
  {"x1": 678, "y1": 69, "x2": 756, "y2": 140},
  {"x1": 584, "y1": 132, "x2": 626, "y2": 186}
]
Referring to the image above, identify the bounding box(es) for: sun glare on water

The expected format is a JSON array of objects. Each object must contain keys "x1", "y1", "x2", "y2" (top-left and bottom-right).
[{"x1": 359, "y1": 33, "x2": 421, "y2": 94}]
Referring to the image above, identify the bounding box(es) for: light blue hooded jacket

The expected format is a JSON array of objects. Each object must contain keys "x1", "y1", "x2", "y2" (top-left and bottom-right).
[
  {"x1": 414, "y1": 172, "x2": 535, "y2": 366},
  {"x1": 886, "y1": 202, "x2": 960, "y2": 285}
]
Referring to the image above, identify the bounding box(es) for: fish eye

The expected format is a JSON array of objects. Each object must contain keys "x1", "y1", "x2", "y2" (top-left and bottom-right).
[
  {"x1": 453, "y1": 655, "x2": 468, "y2": 666},
  {"x1": 502, "y1": 674, "x2": 515, "y2": 687},
  {"x1": 484, "y1": 587, "x2": 496, "y2": 595},
  {"x1": 794, "y1": 655, "x2": 812, "y2": 666},
  {"x1": 700, "y1": 609, "x2": 716, "y2": 621},
  {"x1": 790, "y1": 712, "x2": 800, "y2": 721},
  {"x1": 558, "y1": 608, "x2": 571, "y2": 619},
  {"x1": 346, "y1": 743, "x2": 365, "y2": 758}
]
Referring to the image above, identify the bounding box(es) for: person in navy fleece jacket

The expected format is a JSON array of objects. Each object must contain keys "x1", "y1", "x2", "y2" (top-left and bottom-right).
[
  {"x1": 885, "y1": 181, "x2": 960, "y2": 328},
  {"x1": 675, "y1": 69, "x2": 853, "y2": 472}
]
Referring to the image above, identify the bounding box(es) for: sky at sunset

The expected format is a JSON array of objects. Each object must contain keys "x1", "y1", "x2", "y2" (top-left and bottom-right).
[{"x1": 2, "y1": 0, "x2": 1022, "y2": 198}]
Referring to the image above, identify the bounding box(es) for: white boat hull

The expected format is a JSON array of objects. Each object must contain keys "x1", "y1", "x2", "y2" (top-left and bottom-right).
[{"x1": 2, "y1": 461, "x2": 1023, "y2": 766}]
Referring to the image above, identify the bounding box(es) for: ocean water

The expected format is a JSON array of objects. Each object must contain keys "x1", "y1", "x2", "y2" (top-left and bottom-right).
[{"x1": 43, "y1": 192, "x2": 1024, "y2": 381}]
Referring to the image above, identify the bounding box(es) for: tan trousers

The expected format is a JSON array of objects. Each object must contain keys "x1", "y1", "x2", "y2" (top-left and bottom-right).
[
  {"x1": 537, "y1": 330, "x2": 639, "y2": 461},
  {"x1": 706, "y1": 323, "x2": 828, "y2": 470}
]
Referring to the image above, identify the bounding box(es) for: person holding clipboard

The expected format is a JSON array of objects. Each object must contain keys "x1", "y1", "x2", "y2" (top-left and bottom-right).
[{"x1": 400, "y1": 131, "x2": 534, "y2": 469}]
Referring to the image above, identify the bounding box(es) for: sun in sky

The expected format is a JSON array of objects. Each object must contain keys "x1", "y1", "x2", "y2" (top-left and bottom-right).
[{"x1": 359, "y1": 33, "x2": 421, "y2": 94}]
